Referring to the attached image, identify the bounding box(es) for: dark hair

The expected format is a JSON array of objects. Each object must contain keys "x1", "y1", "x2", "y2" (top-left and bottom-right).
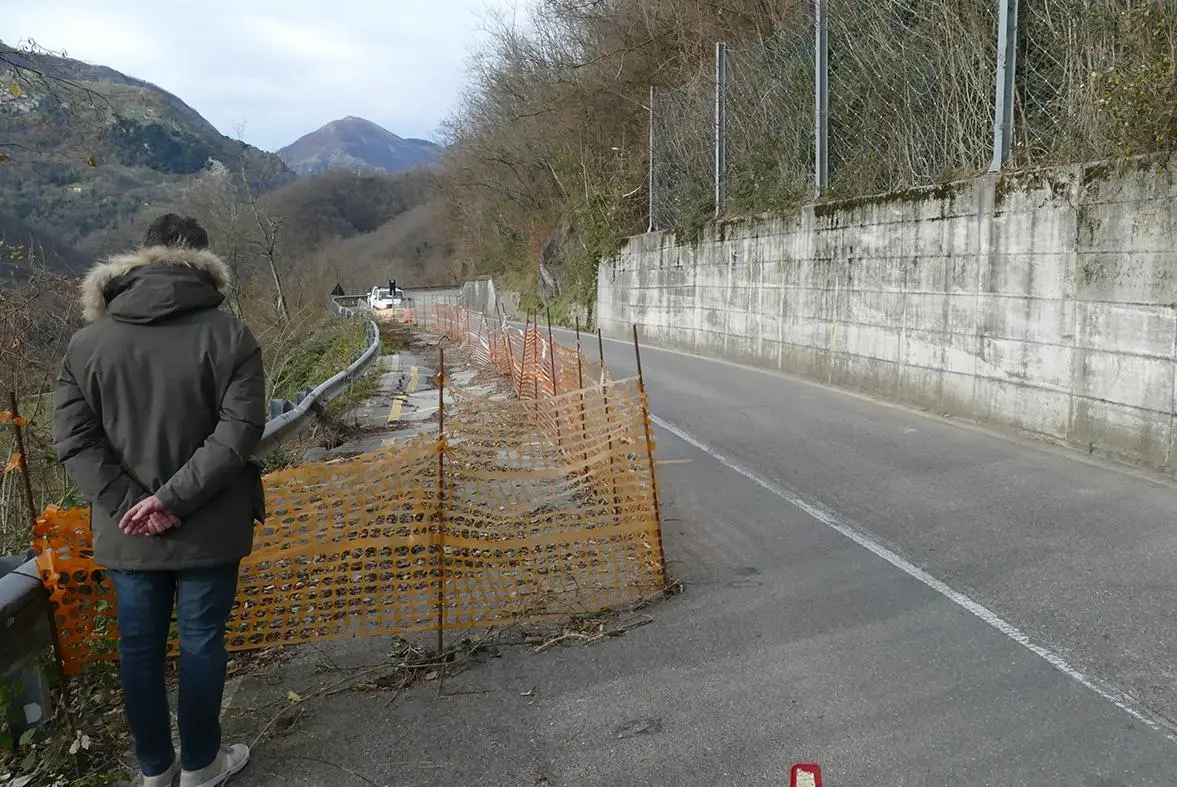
[{"x1": 143, "y1": 213, "x2": 209, "y2": 250}]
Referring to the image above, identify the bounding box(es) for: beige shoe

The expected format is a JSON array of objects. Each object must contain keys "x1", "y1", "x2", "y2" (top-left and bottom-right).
[
  {"x1": 178, "y1": 744, "x2": 250, "y2": 787},
  {"x1": 131, "y1": 760, "x2": 179, "y2": 787}
]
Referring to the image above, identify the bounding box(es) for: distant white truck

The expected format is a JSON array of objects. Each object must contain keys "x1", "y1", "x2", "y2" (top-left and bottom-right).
[{"x1": 368, "y1": 285, "x2": 408, "y2": 310}]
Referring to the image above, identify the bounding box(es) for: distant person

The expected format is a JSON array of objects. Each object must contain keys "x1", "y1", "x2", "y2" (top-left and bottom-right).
[{"x1": 52, "y1": 213, "x2": 265, "y2": 787}]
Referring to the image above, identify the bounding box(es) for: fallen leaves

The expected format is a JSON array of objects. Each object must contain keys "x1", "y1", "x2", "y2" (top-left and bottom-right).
[{"x1": 66, "y1": 731, "x2": 91, "y2": 756}]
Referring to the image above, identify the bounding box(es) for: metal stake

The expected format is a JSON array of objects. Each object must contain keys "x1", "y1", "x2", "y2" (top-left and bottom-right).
[
  {"x1": 435, "y1": 349, "x2": 447, "y2": 674},
  {"x1": 575, "y1": 316, "x2": 588, "y2": 470},
  {"x1": 990, "y1": 0, "x2": 1020, "y2": 172},
  {"x1": 518, "y1": 312, "x2": 530, "y2": 399},
  {"x1": 546, "y1": 307, "x2": 562, "y2": 452},
  {"x1": 598, "y1": 330, "x2": 620, "y2": 518},
  {"x1": 814, "y1": 0, "x2": 829, "y2": 199},
  {"x1": 630, "y1": 327, "x2": 668, "y2": 584},
  {"x1": 715, "y1": 41, "x2": 728, "y2": 218},
  {"x1": 647, "y1": 85, "x2": 656, "y2": 233}
]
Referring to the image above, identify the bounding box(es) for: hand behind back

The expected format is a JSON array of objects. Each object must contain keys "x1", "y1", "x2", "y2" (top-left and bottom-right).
[{"x1": 119, "y1": 496, "x2": 182, "y2": 536}]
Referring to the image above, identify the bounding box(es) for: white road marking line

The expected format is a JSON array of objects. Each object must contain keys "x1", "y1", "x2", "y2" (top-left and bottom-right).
[
  {"x1": 650, "y1": 413, "x2": 1177, "y2": 741},
  {"x1": 540, "y1": 323, "x2": 1177, "y2": 732}
]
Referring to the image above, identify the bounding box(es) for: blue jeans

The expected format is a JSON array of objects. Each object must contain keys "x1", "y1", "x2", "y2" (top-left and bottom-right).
[{"x1": 107, "y1": 563, "x2": 240, "y2": 776}]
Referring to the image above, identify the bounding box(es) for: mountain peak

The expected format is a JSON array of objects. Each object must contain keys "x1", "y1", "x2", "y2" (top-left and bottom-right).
[{"x1": 277, "y1": 117, "x2": 439, "y2": 177}]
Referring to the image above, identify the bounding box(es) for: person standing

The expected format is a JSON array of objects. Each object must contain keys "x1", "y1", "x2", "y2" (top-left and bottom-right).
[{"x1": 52, "y1": 214, "x2": 266, "y2": 787}]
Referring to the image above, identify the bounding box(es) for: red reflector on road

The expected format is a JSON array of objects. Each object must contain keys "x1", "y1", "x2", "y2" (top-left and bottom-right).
[{"x1": 791, "y1": 762, "x2": 822, "y2": 787}]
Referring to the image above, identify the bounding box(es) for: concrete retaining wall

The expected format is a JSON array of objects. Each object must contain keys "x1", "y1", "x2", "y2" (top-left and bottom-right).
[
  {"x1": 598, "y1": 157, "x2": 1177, "y2": 471},
  {"x1": 462, "y1": 278, "x2": 522, "y2": 321}
]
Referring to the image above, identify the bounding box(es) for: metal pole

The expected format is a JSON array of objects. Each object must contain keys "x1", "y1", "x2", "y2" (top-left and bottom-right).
[
  {"x1": 715, "y1": 41, "x2": 728, "y2": 219},
  {"x1": 546, "y1": 307, "x2": 562, "y2": 452},
  {"x1": 647, "y1": 85, "x2": 656, "y2": 233},
  {"x1": 518, "y1": 312, "x2": 530, "y2": 399},
  {"x1": 598, "y1": 329, "x2": 620, "y2": 518},
  {"x1": 575, "y1": 315, "x2": 586, "y2": 390},
  {"x1": 814, "y1": 0, "x2": 829, "y2": 199},
  {"x1": 436, "y1": 349, "x2": 446, "y2": 664},
  {"x1": 532, "y1": 315, "x2": 539, "y2": 402},
  {"x1": 630, "y1": 327, "x2": 668, "y2": 585},
  {"x1": 597, "y1": 328, "x2": 608, "y2": 387},
  {"x1": 546, "y1": 307, "x2": 558, "y2": 398},
  {"x1": 989, "y1": 0, "x2": 1020, "y2": 172},
  {"x1": 575, "y1": 315, "x2": 588, "y2": 471}
]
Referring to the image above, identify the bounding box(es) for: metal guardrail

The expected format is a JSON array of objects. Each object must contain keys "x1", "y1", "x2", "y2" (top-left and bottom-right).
[
  {"x1": 0, "y1": 553, "x2": 48, "y2": 677},
  {"x1": 0, "y1": 295, "x2": 381, "y2": 736},
  {"x1": 256, "y1": 296, "x2": 380, "y2": 457},
  {"x1": 331, "y1": 295, "x2": 365, "y2": 311}
]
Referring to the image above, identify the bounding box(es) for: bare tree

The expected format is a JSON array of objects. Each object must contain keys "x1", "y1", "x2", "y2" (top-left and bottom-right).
[
  {"x1": 0, "y1": 248, "x2": 81, "y2": 546},
  {"x1": 0, "y1": 39, "x2": 111, "y2": 165},
  {"x1": 232, "y1": 122, "x2": 291, "y2": 324},
  {"x1": 183, "y1": 165, "x2": 253, "y2": 317}
]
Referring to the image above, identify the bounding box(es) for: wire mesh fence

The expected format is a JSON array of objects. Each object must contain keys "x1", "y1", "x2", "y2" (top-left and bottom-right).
[
  {"x1": 32, "y1": 308, "x2": 666, "y2": 675},
  {"x1": 647, "y1": 0, "x2": 1177, "y2": 229},
  {"x1": 1017, "y1": 1, "x2": 1177, "y2": 167},
  {"x1": 650, "y1": 73, "x2": 713, "y2": 232},
  {"x1": 725, "y1": 10, "x2": 815, "y2": 214},
  {"x1": 826, "y1": 0, "x2": 997, "y2": 195}
]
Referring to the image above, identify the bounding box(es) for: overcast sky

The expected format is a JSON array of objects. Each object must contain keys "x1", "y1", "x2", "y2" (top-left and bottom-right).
[{"x1": 6, "y1": 0, "x2": 534, "y2": 152}]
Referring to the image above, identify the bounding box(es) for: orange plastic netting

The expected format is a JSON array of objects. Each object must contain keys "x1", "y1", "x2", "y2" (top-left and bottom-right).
[{"x1": 32, "y1": 308, "x2": 665, "y2": 674}]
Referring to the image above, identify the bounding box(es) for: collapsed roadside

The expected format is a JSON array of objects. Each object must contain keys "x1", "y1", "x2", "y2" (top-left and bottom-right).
[{"x1": 10, "y1": 307, "x2": 674, "y2": 785}]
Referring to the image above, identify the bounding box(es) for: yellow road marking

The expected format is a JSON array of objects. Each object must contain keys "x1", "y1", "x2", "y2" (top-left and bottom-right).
[{"x1": 387, "y1": 365, "x2": 420, "y2": 423}]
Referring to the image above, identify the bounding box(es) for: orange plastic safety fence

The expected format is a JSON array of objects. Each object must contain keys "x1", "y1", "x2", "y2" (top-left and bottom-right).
[
  {"x1": 431, "y1": 306, "x2": 607, "y2": 400},
  {"x1": 32, "y1": 313, "x2": 665, "y2": 675},
  {"x1": 33, "y1": 437, "x2": 443, "y2": 673}
]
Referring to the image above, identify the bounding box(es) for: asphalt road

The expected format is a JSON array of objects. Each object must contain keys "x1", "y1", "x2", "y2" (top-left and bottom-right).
[{"x1": 237, "y1": 330, "x2": 1177, "y2": 786}]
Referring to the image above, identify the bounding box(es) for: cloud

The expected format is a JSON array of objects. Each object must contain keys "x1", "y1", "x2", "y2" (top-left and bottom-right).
[{"x1": 6, "y1": 0, "x2": 534, "y2": 150}]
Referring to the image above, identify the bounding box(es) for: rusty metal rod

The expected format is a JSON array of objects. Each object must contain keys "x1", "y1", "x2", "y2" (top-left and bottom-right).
[
  {"x1": 546, "y1": 307, "x2": 562, "y2": 453},
  {"x1": 436, "y1": 350, "x2": 447, "y2": 669},
  {"x1": 531, "y1": 315, "x2": 539, "y2": 403},
  {"x1": 575, "y1": 316, "x2": 588, "y2": 471},
  {"x1": 597, "y1": 330, "x2": 620, "y2": 520},
  {"x1": 630, "y1": 326, "x2": 668, "y2": 585}
]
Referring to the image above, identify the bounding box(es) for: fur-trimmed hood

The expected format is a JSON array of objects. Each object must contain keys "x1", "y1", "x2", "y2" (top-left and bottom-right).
[{"x1": 81, "y1": 246, "x2": 232, "y2": 323}]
